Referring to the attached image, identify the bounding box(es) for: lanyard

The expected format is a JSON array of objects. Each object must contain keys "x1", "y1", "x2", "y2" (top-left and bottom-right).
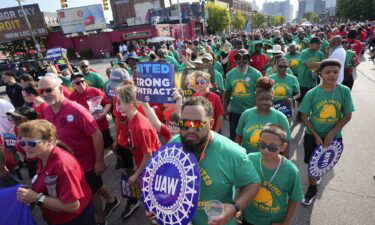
[{"x1": 259, "y1": 155, "x2": 283, "y2": 184}]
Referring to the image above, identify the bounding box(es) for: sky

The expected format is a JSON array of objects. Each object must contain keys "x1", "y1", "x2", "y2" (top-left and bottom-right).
[{"x1": 2, "y1": 0, "x2": 299, "y2": 21}]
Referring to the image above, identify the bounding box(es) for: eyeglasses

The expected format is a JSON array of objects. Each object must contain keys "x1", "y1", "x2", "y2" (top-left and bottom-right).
[
  {"x1": 258, "y1": 141, "x2": 281, "y2": 152},
  {"x1": 39, "y1": 87, "x2": 56, "y2": 94},
  {"x1": 80, "y1": 65, "x2": 88, "y2": 68},
  {"x1": 18, "y1": 139, "x2": 45, "y2": 148},
  {"x1": 234, "y1": 55, "x2": 250, "y2": 62},
  {"x1": 178, "y1": 119, "x2": 208, "y2": 131},
  {"x1": 278, "y1": 65, "x2": 289, "y2": 69},
  {"x1": 74, "y1": 80, "x2": 85, "y2": 85},
  {"x1": 7, "y1": 115, "x2": 22, "y2": 121},
  {"x1": 195, "y1": 79, "x2": 207, "y2": 85}
]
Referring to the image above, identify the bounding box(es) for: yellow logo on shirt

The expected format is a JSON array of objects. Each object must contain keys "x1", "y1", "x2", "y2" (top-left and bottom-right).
[
  {"x1": 320, "y1": 104, "x2": 336, "y2": 119},
  {"x1": 274, "y1": 85, "x2": 286, "y2": 96},
  {"x1": 290, "y1": 59, "x2": 298, "y2": 68},
  {"x1": 249, "y1": 129, "x2": 261, "y2": 147},
  {"x1": 234, "y1": 82, "x2": 246, "y2": 94},
  {"x1": 252, "y1": 181, "x2": 281, "y2": 213},
  {"x1": 254, "y1": 187, "x2": 273, "y2": 206}
]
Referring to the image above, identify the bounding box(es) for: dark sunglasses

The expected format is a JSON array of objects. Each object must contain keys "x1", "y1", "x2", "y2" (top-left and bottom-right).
[
  {"x1": 7, "y1": 115, "x2": 22, "y2": 121},
  {"x1": 178, "y1": 119, "x2": 208, "y2": 131},
  {"x1": 258, "y1": 141, "x2": 281, "y2": 152},
  {"x1": 234, "y1": 55, "x2": 250, "y2": 61},
  {"x1": 195, "y1": 79, "x2": 207, "y2": 85},
  {"x1": 74, "y1": 80, "x2": 85, "y2": 85},
  {"x1": 40, "y1": 87, "x2": 56, "y2": 94},
  {"x1": 278, "y1": 65, "x2": 289, "y2": 69},
  {"x1": 18, "y1": 139, "x2": 45, "y2": 148}
]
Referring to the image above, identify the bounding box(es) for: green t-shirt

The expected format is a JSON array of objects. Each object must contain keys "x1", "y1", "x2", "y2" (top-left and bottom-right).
[
  {"x1": 265, "y1": 67, "x2": 293, "y2": 77},
  {"x1": 169, "y1": 132, "x2": 260, "y2": 225},
  {"x1": 297, "y1": 48, "x2": 324, "y2": 88},
  {"x1": 236, "y1": 107, "x2": 291, "y2": 153},
  {"x1": 83, "y1": 71, "x2": 105, "y2": 90},
  {"x1": 166, "y1": 55, "x2": 184, "y2": 72},
  {"x1": 269, "y1": 73, "x2": 300, "y2": 101},
  {"x1": 298, "y1": 84, "x2": 355, "y2": 138},
  {"x1": 213, "y1": 69, "x2": 225, "y2": 92},
  {"x1": 225, "y1": 67, "x2": 262, "y2": 114},
  {"x1": 284, "y1": 52, "x2": 301, "y2": 75},
  {"x1": 345, "y1": 50, "x2": 356, "y2": 68},
  {"x1": 243, "y1": 152, "x2": 304, "y2": 225},
  {"x1": 293, "y1": 38, "x2": 310, "y2": 51},
  {"x1": 214, "y1": 61, "x2": 224, "y2": 76},
  {"x1": 320, "y1": 40, "x2": 329, "y2": 58}
]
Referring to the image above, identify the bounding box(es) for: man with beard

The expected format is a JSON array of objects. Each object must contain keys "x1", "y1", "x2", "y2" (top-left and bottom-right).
[
  {"x1": 224, "y1": 49, "x2": 262, "y2": 140},
  {"x1": 167, "y1": 96, "x2": 260, "y2": 225}
]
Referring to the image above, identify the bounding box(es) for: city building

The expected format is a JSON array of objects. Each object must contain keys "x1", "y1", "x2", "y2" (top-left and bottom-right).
[
  {"x1": 297, "y1": 0, "x2": 306, "y2": 19},
  {"x1": 219, "y1": 0, "x2": 253, "y2": 18},
  {"x1": 251, "y1": 0, "x2": 259, "y2": 13},
  {"x1": 262, "y1": 0, "x2": 293, "y2": 22},
  {"x1": 42, "y1": 12, "x2": 59, "y2": 28},
  {"x1": 298, "y1": 0, "x2": 326, "y2": 18},
  {"x1": 326, "y1": 0, "x2": 336, "y2": 16}
]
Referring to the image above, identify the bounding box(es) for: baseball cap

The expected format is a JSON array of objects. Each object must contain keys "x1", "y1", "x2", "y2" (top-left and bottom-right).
[
  {"x1": 106, "y1": 68, "x2": 131, "y2": 99},
  {"x1": 202, "y1": 53, "x2": 213, "y2": 61},
  {"x1": 6, "y1": 106, "x2": 38, "y2": 120},
  {"x1": 310, "y1": 37, "x2": 321, "y2": 44},
  {"x1": 70, "y1": 73, "x2": 84, "y2": 82}
]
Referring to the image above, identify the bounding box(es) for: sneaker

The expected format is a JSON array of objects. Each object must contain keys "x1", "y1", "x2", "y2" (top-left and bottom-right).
[
  {"x1": 302, "y1": 186, "x2": 318, "y2": 206},
  {"x1": 316, "y1": 177, "x2": 321, "y2": 185},
  {"x1": 121, "y1": 200, "x2": 140, "y2": 218},
  {"x1": 104, "y1": 197, "x2": 120, "y2": 218},
  {"x1": 96, "y1": 220, "x2": 107, "y2": 225}
]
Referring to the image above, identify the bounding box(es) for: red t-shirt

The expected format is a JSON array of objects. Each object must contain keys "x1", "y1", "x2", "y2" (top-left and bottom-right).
[
  {"x1": 193, "y1": 92, "x2": 224, "y2": 131},
  {"x1": 334, "y1": 31, "x2": 348, "y2": 38},
  {"x1": 44, "y1": 98, "x2": 99, "y2": 172},
  {"x1": 0, "y1": 138, "x2": 16, "y2": 171},
  {"x1": 69, "y1": 87, "x2": 110, "y2": 131},
  {"x1": 32, "y1": 147, "x2": 91, "y2": 225},
  {"x1": 159, "y1": 123, "x2": 171, "y2": 143},
  {"x1": 33, "y1": 102, "x2": 48, "y2": 119},
  {"x1": 227, "y1": 50, "x2": 238, "y2": 70},
  {"x1": 250, "y1": 52, "x2": 268, "y2": 76},
  {"x1": 61, "y1": 85, "x2": 71, "y2": 98},
  {"x1": 346, "y1": 38, "x2": 363, "y2": 56},
  {"x1": 119, "y1": 112, "x2": 160, "y2": 167}
]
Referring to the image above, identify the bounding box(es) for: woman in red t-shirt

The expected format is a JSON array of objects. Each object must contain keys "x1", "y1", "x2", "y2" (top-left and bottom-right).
[
  {"x1": 191, "y1": 71, "x2": 224, "y2": 132},
  {"x1": 16, "y1": 120, "x2": 95, "y2": 225},
  {"x1": 22, "y1": 85, "x2": 47, "y2": 119}
]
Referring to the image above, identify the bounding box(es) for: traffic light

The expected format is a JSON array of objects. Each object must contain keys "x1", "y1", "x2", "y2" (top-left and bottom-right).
[
  {"x1": 103, "y1": 0, "x2": 109, "y2": 11},
  {"x1": 60, "y1": 0, "x2": 68, "y2": 8}
]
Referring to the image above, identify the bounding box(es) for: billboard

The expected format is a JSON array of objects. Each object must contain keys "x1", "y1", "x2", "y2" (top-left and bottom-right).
[
  {"x1": 57, "y1": 4, "x2": 106, "y2": 34},
  {"x1": 0, "y1": 4, "x2": 47, "y2": 44}
]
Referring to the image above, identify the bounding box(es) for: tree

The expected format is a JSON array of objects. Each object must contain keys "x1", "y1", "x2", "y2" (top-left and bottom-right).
[
  {"x1": 303, "y1": 12, "x2": 320, "y2": 23},
  {"x1": 336, "y1": 0, "x2": 375, "y2": 21},
  {"x1": 206, "y1": 2, "x2": 230, "y2": 34},
  {"x1": 270, "y1": 16, "x2": 286, "y2": 26},
  {"x1": 232, "y1": 11, "x2": 246, "y2": 30},
  {"x1": 251, "y1": 13, "x2": 266, "y2": 29}
]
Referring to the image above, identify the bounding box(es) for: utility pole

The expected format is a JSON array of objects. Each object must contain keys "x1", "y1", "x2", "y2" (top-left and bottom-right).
[
  {"x1": 177, "y1": 0, "x2": 185, "y2": 40},
  {"x1": 16, "y1": 0, "x2": 42, "y2": 59}
]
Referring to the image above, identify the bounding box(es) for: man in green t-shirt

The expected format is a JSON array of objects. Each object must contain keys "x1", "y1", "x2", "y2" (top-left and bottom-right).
[
  {"x1": 293, "y1": 29, "x2": 310, "y2": 51},
  {"x1": 284, "y1": 44, "x2": 300, "y2": 77},
  {"x1": 224, "y1": 49, "x2": 262, "y2": 140},
  {"x1": 79, "y1": 60, "x2": 105, "y2": 90},
  {"x1": 299, "y1": 59, "x2": 355, "y2": 206},
  {"x1": 243, "y1": 124, "x2": 303, "y2": 225},
  {"x1": 164, "y1": 97, "x2": 260, "y2": 225}
]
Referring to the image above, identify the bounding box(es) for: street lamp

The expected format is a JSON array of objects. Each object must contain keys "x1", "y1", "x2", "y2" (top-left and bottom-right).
[
  {"x1": 177, "y1": 0, "x2": 185, "y2": 40},
  {"x1": 16, "y1": 0, "x2": 42, "y2": 58}
]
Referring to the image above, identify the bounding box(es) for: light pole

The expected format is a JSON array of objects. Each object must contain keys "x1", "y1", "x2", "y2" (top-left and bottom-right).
[
  {"x1": 177, "y1": 0, "x2": 185, "y2": 40},
  {"x1": 16, "y1": 0, "x2": 42, "y2": 58}
]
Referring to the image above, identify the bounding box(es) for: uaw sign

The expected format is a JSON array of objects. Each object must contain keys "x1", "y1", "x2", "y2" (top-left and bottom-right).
[
  {"x1": 308, "y1": 139, "x2": 344, "y2": 178},
  {"x1": 136, "y1": 62, "x2": 175, "y2": 104},
  {"x1": 46, "y1": 48, "x2": 63, "y2": 61},
  {"x1": 141, "y1": 143, "x2": 200, "y2": 225},
  {"x1": 272, "y1": 100, "x2": 292, "y2": 118},
  {"x1": 0, "y1": 4, "x2": 47, "y2": 44}
]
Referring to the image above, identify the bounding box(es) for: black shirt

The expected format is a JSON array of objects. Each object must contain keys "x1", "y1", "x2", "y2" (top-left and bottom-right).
[{"x1": 5, "y1": 82, "x2": 24, "y2": 108}]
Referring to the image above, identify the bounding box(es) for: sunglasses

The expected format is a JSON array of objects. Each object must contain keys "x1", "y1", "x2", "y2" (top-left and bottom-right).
[
  {"x1": 81, "y1": 65, "x2": 88, "y2": 68},
  {"x1": 18, "y1": 139, "x2": 45, "y2": 148},
  {"x1": 195, "y1": 79, "x2": 207, "y2": 85},
  {"x1": 7, "y1": 115, "x2": 22, "y2": 121},
  {"x1": 234, "y1": 55, "x2": 250, "y2": 61},
  {"x1": 258, "y1": 141, "x2": 281, "y2": 152},
  {"x1": 278, "y1": 65, "x2": 289, "y2": 69},
  {"x1": 74, "y1": 80, "x2": 85, "y2": 85},
  {"x1": 178, "y1": 119, "x2": 208, "y2": 131},
  {"x1": 40, "y1": 87, "x2": 56, "y2": 94}
]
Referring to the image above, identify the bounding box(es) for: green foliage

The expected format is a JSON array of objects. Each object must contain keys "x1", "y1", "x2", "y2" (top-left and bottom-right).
[
  {"x1": 67, "y1": 48, "x2": 76, "y2": 59},
  {"x1": 303, "y1": 12, "x2": 320, "y2": 23},
  {"x1": 232, "y1": 11, "x2": 246, "y2": 30},
  {"x1": 79, "y1": 48, "x2": 93, "y2": 59},
  {"x1": 269, "y1": 16, "x2": 286, "y2": 26},
  {"x1": 336, "y1": 0, "x2": 375, "y2": 21},
  {"x1": 206, "y1": 2, "x2": 231, "y2": 34},
  {"x1": 251, "y1": 13, "x2": 266, "y2": 28}
]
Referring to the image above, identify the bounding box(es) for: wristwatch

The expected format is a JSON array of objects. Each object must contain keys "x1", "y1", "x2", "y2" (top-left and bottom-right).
[
  {"x1": 231, "y1": 201, "x2": 242, "y2": 219},
  {"x1": 36, "y1": 193, "x2": 46, "y2": 206}
]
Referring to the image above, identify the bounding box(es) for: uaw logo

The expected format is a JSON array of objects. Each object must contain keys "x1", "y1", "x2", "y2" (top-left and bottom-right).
[
  {"x1": 141, "y1": 143, "x2": 200, "y2": 225},
  {"x1": 308, "y1": 139, "x2": 344, "y2": 178}
]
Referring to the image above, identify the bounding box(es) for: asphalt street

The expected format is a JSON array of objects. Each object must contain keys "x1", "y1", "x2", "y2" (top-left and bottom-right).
[{"x1": 2, "y1": 55, "x2": 375, "y2": 225}]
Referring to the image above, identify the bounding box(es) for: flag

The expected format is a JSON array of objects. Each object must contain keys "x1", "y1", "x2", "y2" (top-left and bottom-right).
[{"x1": 245, "y1": 19, "x2": 252, "y2": 33}]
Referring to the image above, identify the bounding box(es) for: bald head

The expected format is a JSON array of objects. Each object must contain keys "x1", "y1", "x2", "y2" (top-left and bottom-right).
[
  {"x1": 38, "y1": 76, "x2": 62, "y2": 89},
  {"x1": 330, "y1": 35, "x2": 342, "y2": 48}
]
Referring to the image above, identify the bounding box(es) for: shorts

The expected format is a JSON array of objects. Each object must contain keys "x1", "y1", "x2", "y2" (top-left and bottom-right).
[
  {"x1": 303, "y1": 133, "x2": 342, "y2": 164},
  {"x1": 116, "y1": 145, "x2": 134, "y2": 169},
  {"x1": 84, "y1": 170, "x2": 103, "y2": 194},
  {"x1": 53, "y1": 203, "x2": 96, "y2": 225},
  {"x1": 102, "y1": 128, "x2": 114, "y2": 149}
]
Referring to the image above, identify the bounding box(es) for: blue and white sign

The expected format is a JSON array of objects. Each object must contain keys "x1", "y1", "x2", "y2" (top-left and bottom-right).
[
  {"x1": 121, "y1": 174, "x2": 141, "y2": 200},
  {"x1": 2, "y1": 133, "x2": 17, "y2": 149},
  {"x1": 141, "y1": 143, "x2": 200, "y2": 225},
  {"x1": 273, "y1": 100, "x2": 292, "y2": 118},
  {"x1": 308, "y1": 139, "x2": 344, "y2": 178},
  {"x1": 46, "y1": 48, "x2": 62, "y2": 61},
  {"x1": 136, "y1": 62, "x2": 175, "y2": 104}
]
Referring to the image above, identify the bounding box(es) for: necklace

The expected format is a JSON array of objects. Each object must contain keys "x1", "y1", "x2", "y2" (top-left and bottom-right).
[{"x1": 259, "y1": 155, "x2": 283, "y2": 183}]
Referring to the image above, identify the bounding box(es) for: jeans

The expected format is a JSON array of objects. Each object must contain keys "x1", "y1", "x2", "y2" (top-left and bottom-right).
[{"x1": 229, "y1": 112, "x2": 242, "y2": 140}]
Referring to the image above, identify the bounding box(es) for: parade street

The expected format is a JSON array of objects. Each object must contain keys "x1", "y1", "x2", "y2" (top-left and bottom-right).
[{"x1": 2, "y1": 55, "x2": 367, "y2": 225}]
